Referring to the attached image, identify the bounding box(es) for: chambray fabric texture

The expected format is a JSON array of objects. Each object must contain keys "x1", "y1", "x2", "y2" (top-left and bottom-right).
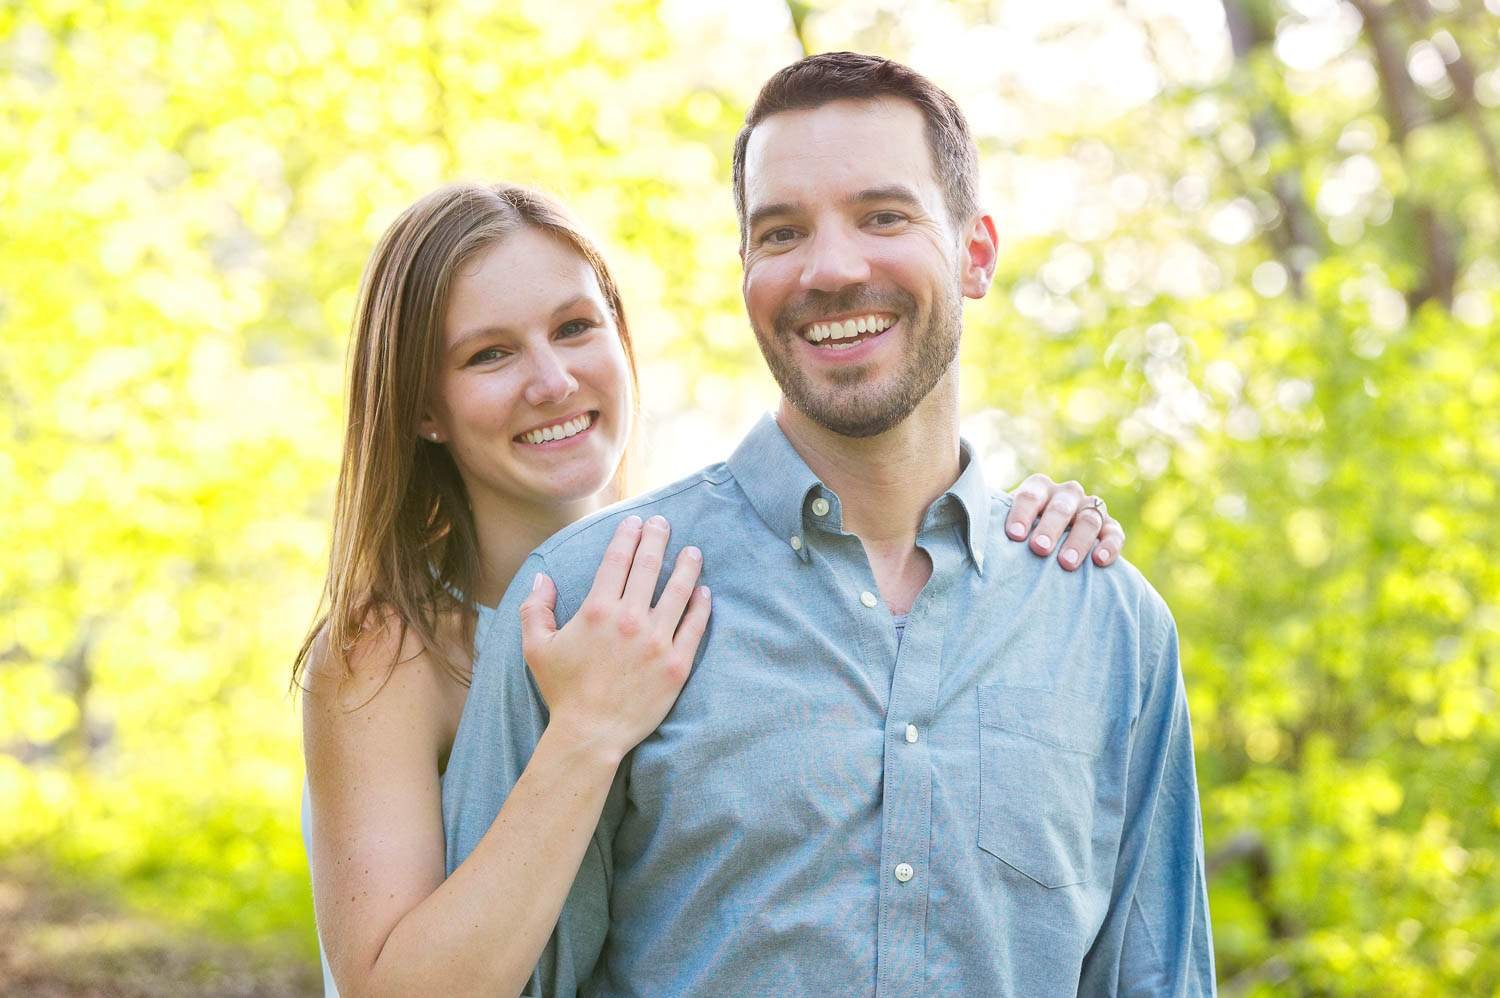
[{"x1": 444, "y1": 414, "x2": 1215, "y2": 997}]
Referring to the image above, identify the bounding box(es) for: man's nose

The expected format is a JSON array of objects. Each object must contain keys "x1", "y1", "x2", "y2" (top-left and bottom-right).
[
  {"x1": 800, "y1": 225, "x2": 871, "y2": 292},
  {"x1": 522, "y1": 344, "x2": 579, "y2": 407}
]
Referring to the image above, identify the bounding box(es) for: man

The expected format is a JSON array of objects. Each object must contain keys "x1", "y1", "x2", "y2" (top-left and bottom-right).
[{"x1": 446, "y1": 52, "x2": 1214, "y2": 995}]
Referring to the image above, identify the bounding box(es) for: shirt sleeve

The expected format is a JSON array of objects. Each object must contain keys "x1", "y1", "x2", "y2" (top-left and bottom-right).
[
  {"x1": 1080, "y1": 604, "x2": 1217, "y2": 995},
  {"x1": 442, "y1": 551, "x2": 620, "y2": 997}
]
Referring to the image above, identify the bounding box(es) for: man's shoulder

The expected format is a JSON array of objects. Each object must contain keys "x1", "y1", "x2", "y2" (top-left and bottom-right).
[
  {"x1": 980, "y1": 489, "x2": 1173, "y2": 641},
  {"x1": 534, "y1": 460, "x2": 739, "y2": 565}
]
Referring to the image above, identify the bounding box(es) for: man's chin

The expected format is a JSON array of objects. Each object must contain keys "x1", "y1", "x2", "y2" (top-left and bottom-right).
[{"x1": 787, "y1": 392, "x2": 914, "y2": 439}]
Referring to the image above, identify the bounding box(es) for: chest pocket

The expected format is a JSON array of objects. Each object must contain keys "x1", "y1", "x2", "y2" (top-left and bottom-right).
[{"x1": 976, "y1": 683, "x2": 1116, "y2": 889}]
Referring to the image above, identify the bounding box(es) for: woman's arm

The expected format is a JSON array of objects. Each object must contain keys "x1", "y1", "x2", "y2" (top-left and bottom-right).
[{"x1": 304, "y1": 514, "x2": 709, "y2": 998}]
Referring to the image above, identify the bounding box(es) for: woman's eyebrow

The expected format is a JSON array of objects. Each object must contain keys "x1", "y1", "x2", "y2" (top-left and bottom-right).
[
  {"x1": 548, "y1": 293, "x2": 594, "y2": 317},
  {"x1": 449, "y1": 324, "x2": 510, "y2": 355},
  {"x1": 449, "y1": 296, "x2": 600, "y2": 353}
]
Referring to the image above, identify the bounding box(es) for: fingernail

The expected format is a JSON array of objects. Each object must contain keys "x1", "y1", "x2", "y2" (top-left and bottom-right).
[
  {"x1": 648, "y1": 515, "x2": 667, "y2": 528},
  {"x1": 683, "y1": 546, "x2": 701, "y2": 561},
  {"x1": 1035, "y1": 534, "x2": 1052, "y2": 551},
  {"x1": 1096, "y1": 548, "x2": 1111, "y2": 564},
  {"x1": 532, "y1": 572, "x2": 545, "y2": 592},
  {"x1": 1007, "y1": 522, "x2": 1026, "y2": 539},
  {"x1": 699, "y1": 586, "x2": 711, "y2": 599},
  {"x1": 624, "y1": 515, "x2": 642, "y2": 528},
  {"x1": 1060, "y1": 549, "x2": 1077, "y2": 567}
]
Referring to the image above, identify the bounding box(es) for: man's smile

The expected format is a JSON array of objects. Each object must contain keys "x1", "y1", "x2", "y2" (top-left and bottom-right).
[{"x1": 800, "y1": 312, "x2": 897, "y2": 348}]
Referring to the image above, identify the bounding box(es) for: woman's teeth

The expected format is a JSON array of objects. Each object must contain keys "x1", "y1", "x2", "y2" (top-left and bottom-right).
[
  {"x1": 802, "y1": 314, "x2": 893, "y2": 345},
  {"x1": 520, "y1": 413, "x2": 593, "y2": 445}
]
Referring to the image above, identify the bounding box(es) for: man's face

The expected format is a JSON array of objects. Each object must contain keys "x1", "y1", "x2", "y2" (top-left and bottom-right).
[{"x1": 740, "y1": 98, "x2": 988, "y2": 438}]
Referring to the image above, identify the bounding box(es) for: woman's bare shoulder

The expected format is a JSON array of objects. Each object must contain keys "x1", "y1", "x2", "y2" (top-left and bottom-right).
[{"x1": 302, "y1": 608, "x2": 469, "y2": 733}]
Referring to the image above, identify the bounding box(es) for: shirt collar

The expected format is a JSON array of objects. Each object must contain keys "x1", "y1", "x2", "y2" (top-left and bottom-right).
[
  {"x1": 937, "y1": 438, "x2": 992, "y2": 575},
  {"x1": 726, "y1": 414, "x2": 824, "y2": 563},
  {"x1": 727, "y1": 414, "x2": 993, "y2": 573}
]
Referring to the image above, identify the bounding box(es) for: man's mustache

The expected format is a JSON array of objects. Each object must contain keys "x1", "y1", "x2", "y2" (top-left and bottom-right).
[{"x1": 773, "y1": 287, "x2": 917, "y2": 336}]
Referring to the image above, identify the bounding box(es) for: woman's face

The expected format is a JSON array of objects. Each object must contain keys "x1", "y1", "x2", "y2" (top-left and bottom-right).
[{"x1": 421, "y1": 227, "x2": 633, "y2": 521}]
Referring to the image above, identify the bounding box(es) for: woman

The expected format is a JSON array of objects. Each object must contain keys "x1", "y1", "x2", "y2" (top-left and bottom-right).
[{"x1": 296, "y1": 182, "x2": 1125, "y2": 997}]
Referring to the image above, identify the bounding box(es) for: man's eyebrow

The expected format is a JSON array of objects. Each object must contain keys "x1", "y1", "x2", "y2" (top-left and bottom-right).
[
  {"x1": 846, "y1": 185, "x2": 924, "y2": 209},
  {"x1": 448, "y1": 295, "x2": 598, "y2": 354},
  {"x1": 746, "y1": 202, "x2": 799, "y2": 234},
  {"x1": 747, "y1": 186, "x2": 928, "y2": 234}
]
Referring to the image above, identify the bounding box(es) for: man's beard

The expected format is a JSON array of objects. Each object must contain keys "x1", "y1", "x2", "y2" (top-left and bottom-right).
[{"x1": 753, "y1": 281, "x2": 963, "y2": 439}]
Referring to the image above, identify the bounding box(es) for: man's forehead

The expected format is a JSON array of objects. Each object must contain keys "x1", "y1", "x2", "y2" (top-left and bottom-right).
[{"x1": 742, "y1": 97, "x2": 939, "y2": 208}]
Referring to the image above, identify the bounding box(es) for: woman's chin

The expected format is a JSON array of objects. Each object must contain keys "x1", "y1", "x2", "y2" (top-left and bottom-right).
[
  {"x1": 525, "y1": 464, "x2": 619, "y2": 510},
  {"x1": 463, "y1": 435, "x2": 624, "y2": 519}
]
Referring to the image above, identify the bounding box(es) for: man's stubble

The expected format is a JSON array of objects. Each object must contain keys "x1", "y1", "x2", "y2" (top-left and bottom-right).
[{"x1": 754, "y1": 275, "x2": 964, "y2": 440}]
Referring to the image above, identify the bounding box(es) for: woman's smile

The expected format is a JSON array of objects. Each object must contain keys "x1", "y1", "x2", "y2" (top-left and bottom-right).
[{"x1": 514, "y1": 410, "x2": 599, "y2": 448}]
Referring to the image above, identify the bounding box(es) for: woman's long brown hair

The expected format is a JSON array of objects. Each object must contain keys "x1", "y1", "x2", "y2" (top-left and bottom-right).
[{"x1": 292, "y1": 183, "x2": 638, "y2": 691}]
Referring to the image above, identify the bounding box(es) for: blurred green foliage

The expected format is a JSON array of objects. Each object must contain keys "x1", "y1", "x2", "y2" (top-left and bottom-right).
[{"x1": 2, "y1": 0, "x2": 1497, "y2": 992}]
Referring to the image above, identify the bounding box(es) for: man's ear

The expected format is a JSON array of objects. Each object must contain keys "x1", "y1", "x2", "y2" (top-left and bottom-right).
[{"x1": 959, "y1": 212, "x2": 999, "y2": 300}]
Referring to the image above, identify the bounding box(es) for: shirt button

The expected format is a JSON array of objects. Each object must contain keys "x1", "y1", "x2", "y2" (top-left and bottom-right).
[
  {"x1": 811, "y1": 497, "x2": 831, "y2": 516},
  {"x1": 905, "y1": 724, "x2": 919, "y2": 744},
  {"x1": 790, "y1": 535, "x2": 802, "y2": 551},
  {"x1": 859, "y1": 591, "x2": 878, "y2": 608},
  {"x1": 894, "y1": 863, "x2": 914, "y2": 883}
]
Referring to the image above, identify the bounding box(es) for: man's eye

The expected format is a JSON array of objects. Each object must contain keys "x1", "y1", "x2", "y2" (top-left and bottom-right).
[
  {"x1": 762, "y1": 227, "x2": 798, "y2": 245},
  {"x1": 870, "y1": 211, "x2": 905, "y2": 227}
]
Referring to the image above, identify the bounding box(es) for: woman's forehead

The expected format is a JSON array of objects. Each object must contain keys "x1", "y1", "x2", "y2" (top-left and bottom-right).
[{"x1": 446, "y1": 230, "x2": 606, "y2": 331}]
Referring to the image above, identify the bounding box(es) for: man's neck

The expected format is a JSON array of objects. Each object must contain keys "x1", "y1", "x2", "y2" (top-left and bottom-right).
[
  {"x1": 775, "y1": 375, "x2": 962, "y2": 613},
  {"x1": 776, "y1": 383, "x2": 961, "y2": 544}
]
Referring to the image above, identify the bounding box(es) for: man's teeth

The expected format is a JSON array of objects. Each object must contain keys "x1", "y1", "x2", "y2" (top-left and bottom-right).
[
  {"x1": 802, "y1": 314, "x2": 894, "y2": 344},
  {"x1": 520, "y1": 414, "x2": 593, "y2": 445}
]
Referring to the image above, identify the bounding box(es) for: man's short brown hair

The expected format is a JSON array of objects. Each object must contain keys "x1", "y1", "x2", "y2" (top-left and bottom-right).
[{"x1": 731, "y1": 51, "x2": 981, "y2": 247}]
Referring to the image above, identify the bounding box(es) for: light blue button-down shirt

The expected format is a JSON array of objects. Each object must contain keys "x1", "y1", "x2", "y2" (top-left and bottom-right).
[{"x1": 444, "y1": 415, "x2": 1215, "y2": 996}]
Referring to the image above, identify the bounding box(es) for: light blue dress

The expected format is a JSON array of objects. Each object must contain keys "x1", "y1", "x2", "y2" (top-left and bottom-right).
[{"x1": 302, "y1": 603, "x2": 497, "y2": 997}]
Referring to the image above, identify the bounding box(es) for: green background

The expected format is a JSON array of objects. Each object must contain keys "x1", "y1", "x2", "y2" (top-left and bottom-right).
[{"x1": 2, "y1": 1, "x2": 1497, "y2": 993}]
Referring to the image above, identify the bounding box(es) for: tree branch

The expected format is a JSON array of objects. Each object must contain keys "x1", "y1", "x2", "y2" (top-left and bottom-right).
[
  {"x1": 1219, "y1": 0, "x2": 1321, "y2": 295},
  {"x1": 1402, "y1": 0, "x2": 1500, "y2": 190},
  {"x1": 57, "y1": 619, "x2": 99, "y2": 762},
  {"x1": 1348, "y1": 0, "x2": 1420, "y2": 142},
  {"x1": 783, "y1": 0, "x2": 811, "y2": 57},
  {"x1": 1348, "y1": 0, "x2": 1459, "y2": 310},
  {"x1": 1207, "y1": 830, "x2": 1299, "y2": 940}
]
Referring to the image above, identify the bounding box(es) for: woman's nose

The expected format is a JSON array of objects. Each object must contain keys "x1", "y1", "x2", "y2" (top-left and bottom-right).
[{"x1": 522, "y1": 345, "x2": 579, "y2": 407}]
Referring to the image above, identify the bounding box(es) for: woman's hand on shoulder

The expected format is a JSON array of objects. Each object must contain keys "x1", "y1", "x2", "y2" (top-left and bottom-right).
[
  {"x1": 1005, "y1": 473, "x2": 1126, "y2": 571},
  {"x1": 520, "y1": 514, "x2": 711, "y2": 761}
]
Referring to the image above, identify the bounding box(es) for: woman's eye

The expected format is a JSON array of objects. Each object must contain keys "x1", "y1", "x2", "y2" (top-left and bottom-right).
[
  {"x1": 466, "y1": 347, "x2": 508, "y2": 366},
  {"x1": 557, "y1": 319, "x2": 594, "y2": 338}
]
